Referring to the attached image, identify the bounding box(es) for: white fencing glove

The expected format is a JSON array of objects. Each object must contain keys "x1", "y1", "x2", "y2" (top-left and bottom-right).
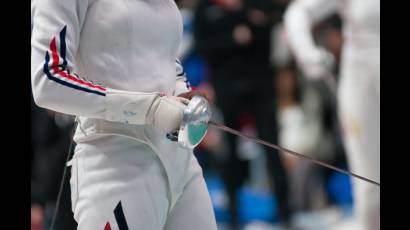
[
  {"x1": 146, "y1": 96, "x2": 190, "y2": 133},
  {"x1": 299, "y1": 47, "x2": 335, "y2": 80},
  {"x1": 105, "y1": 89, "x2": 189, "y2": 133}
]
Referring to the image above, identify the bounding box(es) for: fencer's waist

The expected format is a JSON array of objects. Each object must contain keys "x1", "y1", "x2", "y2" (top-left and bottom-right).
[{"x1": 73, "y1": 117, "x2": 150, "y2": 143}]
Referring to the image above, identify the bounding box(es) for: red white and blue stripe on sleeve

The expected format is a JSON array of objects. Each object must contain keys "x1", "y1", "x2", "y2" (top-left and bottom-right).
[{"x1": 43, "y1": 26, "x2": 106, "y2": 96}]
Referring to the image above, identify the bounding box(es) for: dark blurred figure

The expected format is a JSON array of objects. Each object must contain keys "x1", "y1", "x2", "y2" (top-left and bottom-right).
[
  {"x1": 31, "y1": 94, "x2": 77, "y2": 230},
  {"x1": 194, "y1": 0, "x2": 291, "y2": 228}
]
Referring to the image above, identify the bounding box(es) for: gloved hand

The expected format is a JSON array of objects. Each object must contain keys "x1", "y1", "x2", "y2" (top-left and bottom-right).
[
  {"x1": 299, "y1": 47, "x2": 335, "y2": 80},
  {"x1": 146, "y1": 96, "x2": 189, "y2": 133}
]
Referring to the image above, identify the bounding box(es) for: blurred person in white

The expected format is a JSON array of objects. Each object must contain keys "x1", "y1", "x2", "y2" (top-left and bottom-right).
[
  {"x1": 31, "y1": 0, "x2": 217, "y2": 229},
  {"x1": 284, "y1": 0, "x2": 380, "y2": 229}
]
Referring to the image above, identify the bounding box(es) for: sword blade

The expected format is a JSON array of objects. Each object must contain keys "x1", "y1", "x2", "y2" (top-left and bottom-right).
[{"x1": 208, "y1": 121, "x2": 380, "y2": 187}]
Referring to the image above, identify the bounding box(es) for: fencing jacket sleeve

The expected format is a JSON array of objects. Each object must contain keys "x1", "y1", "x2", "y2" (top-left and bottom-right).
[{"x1": 31, "y1": 0, "x2": 191, "y2": 125}]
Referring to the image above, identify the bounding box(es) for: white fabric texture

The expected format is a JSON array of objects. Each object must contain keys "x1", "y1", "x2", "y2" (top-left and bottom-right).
[{"x1": 70, "y1": 135, "x2": 217, "y2": 230}]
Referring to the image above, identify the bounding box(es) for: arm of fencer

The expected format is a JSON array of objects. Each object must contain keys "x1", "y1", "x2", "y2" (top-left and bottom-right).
[
  {"x1": 31, "y1": 0, "x2": 183, "y2": 129},
  {"x1": 31, "y1": 0, "x2": 159, "y2": 125},
  {"x1": 284, "y1": 0, "x2": 341, "y2": 64}
]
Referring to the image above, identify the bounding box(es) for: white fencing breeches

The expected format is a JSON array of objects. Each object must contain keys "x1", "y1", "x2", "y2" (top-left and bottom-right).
[
  {"x1": 69, "y1": 135, "x2": 217, "y2": 230},
  {"x1": 338, "y1": 49, "x2": 380, "y2": 230}
]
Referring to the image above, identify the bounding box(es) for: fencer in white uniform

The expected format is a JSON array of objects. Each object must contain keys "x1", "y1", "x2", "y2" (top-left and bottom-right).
[
  {"x1": 31, "y1": 0, "x2": 217, "y2": 229},
  {"x1": 284, "y1": 0, "x2": 380, "y2": 229}
]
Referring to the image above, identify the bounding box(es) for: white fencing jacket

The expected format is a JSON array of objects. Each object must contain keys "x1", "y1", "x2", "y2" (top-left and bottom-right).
[
  {"x1": 31, "y1": 0, "x2": 194, "y2": 209},
  {"x1": 31, "y1": 0, "x2": 191, "y2": 128}
]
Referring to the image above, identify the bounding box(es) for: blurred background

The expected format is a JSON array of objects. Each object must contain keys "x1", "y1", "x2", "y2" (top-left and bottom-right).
[{"x1": 31, "y1": 0, "x2": 378, "y2": 229}]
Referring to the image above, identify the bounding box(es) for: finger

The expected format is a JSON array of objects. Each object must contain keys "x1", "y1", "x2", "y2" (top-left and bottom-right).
[{"x1": 177, "y1": 97, "x2": 190, "y2": 105}]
